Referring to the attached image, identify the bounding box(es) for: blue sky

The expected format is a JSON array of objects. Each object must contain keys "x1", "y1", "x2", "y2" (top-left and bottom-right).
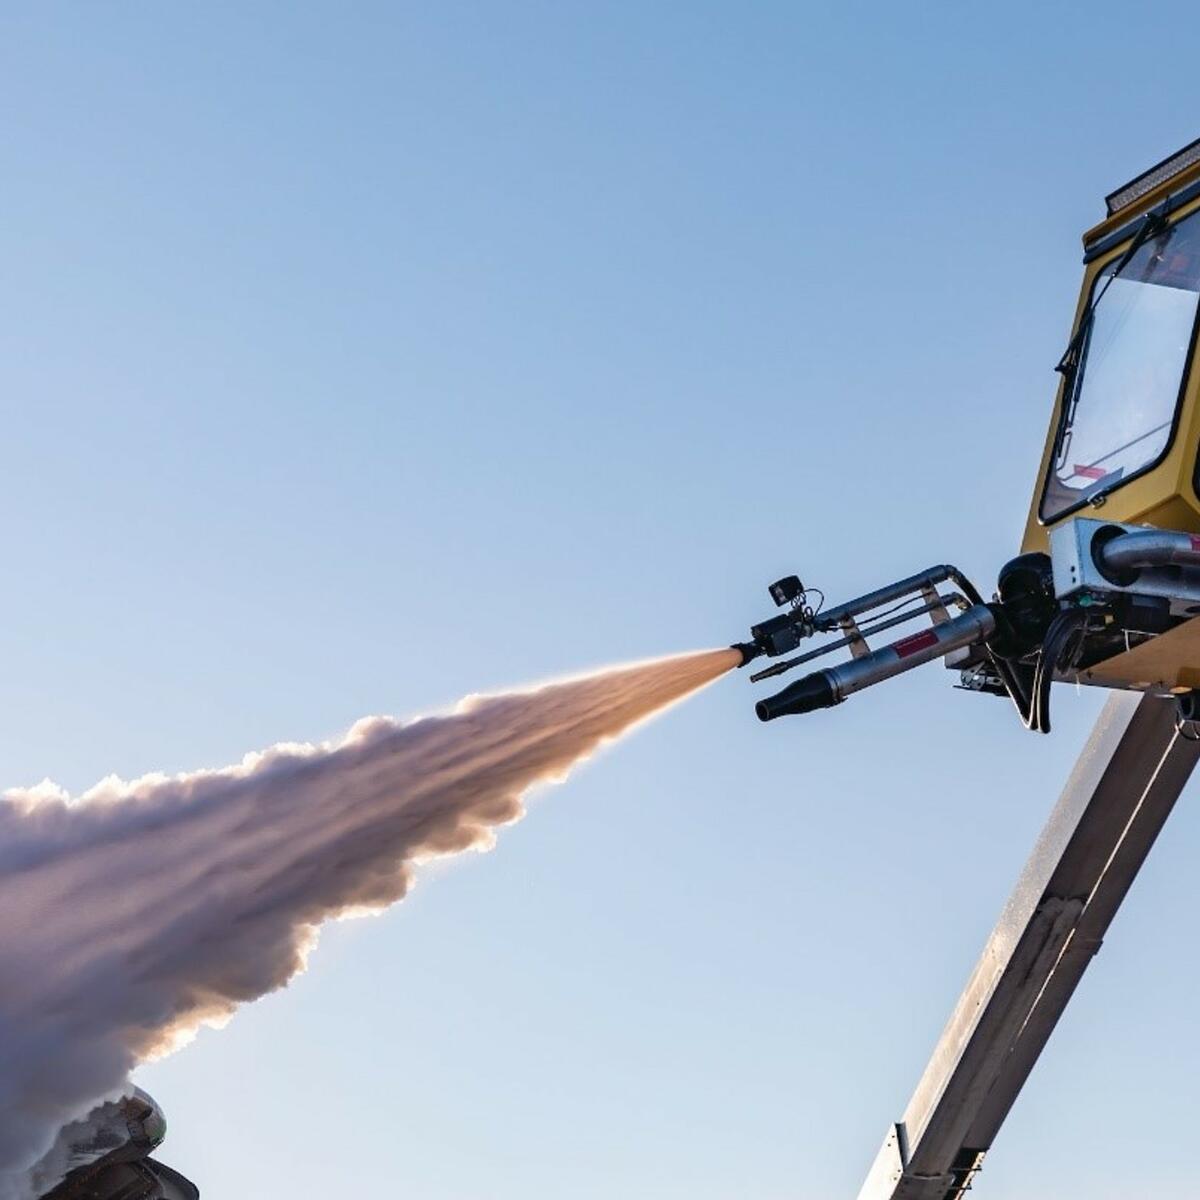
[{"x1": 3, "y1": 4, "x2": 1200, "y2": 1197}]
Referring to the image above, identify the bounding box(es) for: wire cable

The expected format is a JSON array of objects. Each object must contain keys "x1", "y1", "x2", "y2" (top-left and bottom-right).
[{"x1": 1029, "y1": 609, "x2": 1090, "y2": 734}]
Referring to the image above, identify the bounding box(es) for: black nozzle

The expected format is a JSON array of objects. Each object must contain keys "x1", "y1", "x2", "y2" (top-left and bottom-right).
[
  {"x1": 731, "y1": 641, "x2": 764, "y2": 667},
  {"x1": 755, "y1": 671, "x2": 839, "y2": 721}
]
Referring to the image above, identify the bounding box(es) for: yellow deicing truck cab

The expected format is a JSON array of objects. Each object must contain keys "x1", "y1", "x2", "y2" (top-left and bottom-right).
[
  {"x1": 1023, "y1": 138, "x2": 1200, "y2": 551},
  {"x1": 736, "y1": 136, "x2": 1200, "y2": 731}
]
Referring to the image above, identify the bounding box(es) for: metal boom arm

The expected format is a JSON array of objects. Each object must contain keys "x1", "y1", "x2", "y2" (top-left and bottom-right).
[{"x1": 857, "y1": 692, "x2": 1200, "y2": 1200}]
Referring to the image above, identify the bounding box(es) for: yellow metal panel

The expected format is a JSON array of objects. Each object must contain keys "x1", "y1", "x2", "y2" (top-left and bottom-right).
[{"x1": 1078, "y1": 617, "x2": 1200, "y2": 691}]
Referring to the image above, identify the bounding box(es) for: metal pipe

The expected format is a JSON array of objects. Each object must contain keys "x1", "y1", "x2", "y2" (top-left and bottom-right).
[
  {"x1": 1098, "y1": 529, "x2": 1200, "y2": 574},
  {"x1": 749, "y1": 593, "x2": 966, "y2": 682},
  {"x1": 757, "y1": 605, "x2": 996, "y2": 721},
  {"x1": 815, "y1": 565, "x2": 957, "y2": 629},
  {"x1": 827, "y1": 604, "x2": 996, "y2": 701}
]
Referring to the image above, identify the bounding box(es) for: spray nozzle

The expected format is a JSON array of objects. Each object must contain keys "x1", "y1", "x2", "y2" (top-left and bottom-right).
[{"x1": 731, "y1": 641, "x2": 764, "y2": 666}]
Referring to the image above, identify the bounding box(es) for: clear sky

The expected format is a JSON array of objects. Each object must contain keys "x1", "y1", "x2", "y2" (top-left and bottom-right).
[{"x1": 3, "y1": 4, "x2": 1199, "y2": 1198}]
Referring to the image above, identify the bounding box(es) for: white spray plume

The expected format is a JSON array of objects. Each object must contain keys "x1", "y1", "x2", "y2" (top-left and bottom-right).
[{"x1": 0, "y1": 649, "x2": 737, "y2": 1197}]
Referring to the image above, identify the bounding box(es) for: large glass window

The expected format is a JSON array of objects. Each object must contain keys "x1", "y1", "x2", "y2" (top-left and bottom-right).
[{"x1": 1041, "y1": 208, "x2": 1200, "y2": 521}]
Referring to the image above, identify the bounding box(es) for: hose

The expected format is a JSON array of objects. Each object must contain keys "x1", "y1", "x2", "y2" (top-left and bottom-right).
[
  {"x1": 947, "y1": 567, "x2": 1035, "y2": 726},
  {"x1": 1028, "y1": 609, "x2": 1090, "y2": 734}
]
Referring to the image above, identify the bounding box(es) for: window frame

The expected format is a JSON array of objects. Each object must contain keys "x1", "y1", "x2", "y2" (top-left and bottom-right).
[{"x1": 1039, "y1": 213, "x2": 1200, "y2": 525}]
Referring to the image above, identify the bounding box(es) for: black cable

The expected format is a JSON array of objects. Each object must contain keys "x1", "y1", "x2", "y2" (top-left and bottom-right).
[
  {"x1": 1029, "y1": 609, "x2": 1089, "y2": 734},
  {"x1": 946, "y1": 567, "x2": 1035, "y2": 726},
  {"x1": 1005, "y1": 659, "x2": 1036, "y2": 722},
  {"x1": 849, "y1": 592, "x2": 928, "y2": 625},
  {"x1": 1029, "y1": 631, "x2": 1053, "y2": 733},
  {"x1": 1175, "y1": 712, "x2": 1200, "y2": 742}
]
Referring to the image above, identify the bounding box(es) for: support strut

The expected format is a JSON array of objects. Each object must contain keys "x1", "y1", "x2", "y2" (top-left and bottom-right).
[{"x1": 856, "y1": 692, "x2": 1200, "y2": 1200}]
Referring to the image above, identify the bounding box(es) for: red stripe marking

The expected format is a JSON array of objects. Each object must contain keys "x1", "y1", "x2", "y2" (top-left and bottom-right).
[
  {"x1": 1073, "y1": 463, "x2": 1106, "y2": 480},
  {"x1": 893, "y1": 629, "x2": 940, "y2": 659}
]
